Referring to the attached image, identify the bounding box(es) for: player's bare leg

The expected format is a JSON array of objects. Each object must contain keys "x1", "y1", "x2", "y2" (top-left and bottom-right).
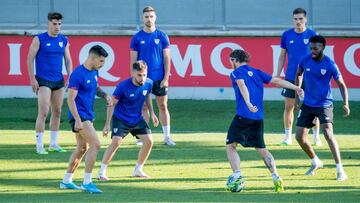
[
  {"x1": 156, "y1": 95, "x2": 175, "y2": 146},
  {"x1": 133, "y1": 134, "x2": 153, "y2": 178},
  {"x1": 281, "y1": 97, "x2": 295, "y2": 145},
  {"x1": 35, "y1": 87, "x2": 51, "y2": 154},
  {"x1": 49, "y1": 88, "x2": 66, "y2": 152}
]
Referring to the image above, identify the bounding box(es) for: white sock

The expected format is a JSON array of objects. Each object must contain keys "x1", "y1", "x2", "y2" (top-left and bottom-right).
[
  {"x1": 50, "y1": 130, "x2": 58, "y2": 147},
  {"x1": 336, "y1": 163, "x2": 344, "y2": 172},
  {"x1": 36, "y1": 132, "x2": 44, "y2": 149},
  {"x1": 135, "y1": 162, "x2": 144, "y2": 171},
  {"x1": 311, "y1": 156, "x2": 321, "y2": 165},
  {"x1": 99, "y1": 163, "x2": 108, "y2": 175},
  {"x1": 162, "y1": 125, "x2": 171, "y2": 139},
  {"x1": 83, "y1": 172, "x2": 92, "y2": 185},
  {"x1": 63, "y1": 173, "x2": 73, "y2": 184},
  {"x1": 284, "y1": 128, "x2": 292, "y2": 140},
  {"x1": 271, "y1": 173, "x2": 280, "y2": 180},
  {"x1": 313, "y1": 127, "x2": 320, "y2": 140}
]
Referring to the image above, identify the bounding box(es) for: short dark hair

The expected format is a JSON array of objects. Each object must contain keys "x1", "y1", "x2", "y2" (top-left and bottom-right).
[
  {"x1": 48, "y1": 12, "x2": 63, "y2": 21},
  {"x1": 293, "y1": 8, "x2": 307, "y2": 16},
  {"x1": 133, "y1": 60, "x2": 147, "y2": 71},
  {"x1": 89, "y1": 45, "x2": 108, "y2": 57},
  {"x1": 230, "y1": 49, "x2": 250, "y2": 63},
  {"x1": 310, "y1": 35, "x2": 326, "y2": 47},
  {"x1": 143, "y1": 6, "x2": 155, "y2": 13}
]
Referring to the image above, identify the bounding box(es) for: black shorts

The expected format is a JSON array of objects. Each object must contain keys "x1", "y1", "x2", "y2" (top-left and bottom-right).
[
  {"x1": 281, "y1": 79, "x2": 304, "y2": 99},
  {"x1": 226, "y1": 115, "x2": 265, "y2": 148},
  {"x1": 152, "y1": 80, "x2": 168, "y2": 96},
  {"x1": 111, "y1": 116, "x2": 151, "y2": 138},
  {"x1": 69, "y1": 118, "x2": 93, "y2": 133},
  {"x1": 36, "y1": 76, "x2": 64, "y2": 91},
  {"x1": 296, "y1": 104, "x2": 333, "y2": 128}
]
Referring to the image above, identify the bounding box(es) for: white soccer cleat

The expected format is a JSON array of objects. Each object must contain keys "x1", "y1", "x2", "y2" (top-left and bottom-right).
[
  {"x1": 305, "y1": 161, "x2": 323, "y2": 176},
  {"x1": 96, "y1": 174, "x2": 110, "y2": 181},
  {"x1": 280, "y1": 138, "x2": 292, "y2": 146},
  {"x1": 164, "y1": 137, "x2": 176, "y2": 146},
  {"x1": 132, "y1": 169, "x2": 150, "y2": 178},
  {"x1": 336, "y1": 171, "x2": 348, "y2": 181}
]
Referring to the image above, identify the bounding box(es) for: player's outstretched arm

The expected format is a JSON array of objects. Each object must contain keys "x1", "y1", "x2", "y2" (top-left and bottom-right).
[
  {"x1": 236, "y1": 79, "x2": 258, "y2": 113},
  {"x1": 335, "y1": 77, "x2": 350, "y2": 117}
]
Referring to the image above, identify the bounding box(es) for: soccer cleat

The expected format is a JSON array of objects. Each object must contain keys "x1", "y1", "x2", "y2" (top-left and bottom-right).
[
  {"x1": 336, "y1": 171, "x2": 348, "y2": 181},
  {"x1": 135, "y1": 140, "x2": 143, "y2": 146},
  {"x1": 226, "y1": 175, "x2": 245, "y2": 192},
  {"x1": 305, "y1": 161, "x2": 323, "y2": 176},
  {"x1": 36, "y1": 147, "x2": 48, "y2": 155},
  {"x1": 132, "y1": 169, "x2": 150, "y2": 178},
  {"x1": 164, "y1": 137, "x2": 176, "y2": 146},
  {"x1": 96, "y1": 174, "x2": 110, "y2": 181},
  {"x1": 314, "y1": 138, "x2": 323, "y2": 147},
  {"x1": 60, "y1": 182, "x2": 81, "y2": 190},
  {"x1": 273, "y1": 177, "x2": 284, "y2": 192},
  {"x1": 81, "y1": 182, "x2": 102, "y2": 194},
  {"x1": 48, "y1": 145, "x2": 67, "y2": 153},
  {"x1": 279, "y1": 139, "x2": 292, "y2": 146}
]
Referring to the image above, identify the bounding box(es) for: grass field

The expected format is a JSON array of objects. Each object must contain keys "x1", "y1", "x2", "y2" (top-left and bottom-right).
[{"x1": 0, "y1": 99, "x2": 359, "y2": 202}]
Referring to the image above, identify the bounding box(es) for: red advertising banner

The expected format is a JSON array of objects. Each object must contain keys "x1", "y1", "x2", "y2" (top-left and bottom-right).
[{"x1": 1, "y1": 35, "x2": 359, "y2": 87}]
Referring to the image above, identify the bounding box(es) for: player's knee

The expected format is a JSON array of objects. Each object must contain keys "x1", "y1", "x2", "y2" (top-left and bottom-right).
[
  {"x1": 285, "y1": 103, "x2": 294, "y2": 112},
  {"x1": 158, "y1": 102, "x2": 168, "y2": 111},
  {"x1": 52, "y1": 108, "x2": 61, "y2": 118},
  {"x1": 142, "y1": 136, "x2": 153, "y2": 147},
  {"x1": 295, "y1": 133, "x2": 305, "y2": 142}
]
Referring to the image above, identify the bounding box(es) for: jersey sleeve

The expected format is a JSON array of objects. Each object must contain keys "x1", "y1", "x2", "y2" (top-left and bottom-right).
[
  {"x1": 161, "y1": 33, "x2": 170, "y2": 49},
  {"x1": 68, "y1": 71, "x2": 81, "y2": 90},
  {"x1": 259, "y1": 70, "x2": 272, "y2": 84},
  {"x1": 298, "y1": 56, "x2": 305, "y2": 72},
  {"x1": 112, "y1": 83, "x2": 124, "y2": 100},
  {"x1": 280, "y1": 32, "x2": 287, "y2": 49},
  {"x1": 130, "y1": 35, "x2": 139, "y2": 51},
  {"x1": 331, "y1": 63, "x2": 341, "y2": 81}
]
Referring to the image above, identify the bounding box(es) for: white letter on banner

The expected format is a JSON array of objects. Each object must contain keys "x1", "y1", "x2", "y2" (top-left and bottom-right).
[
  {"x1": 344, "y1": 43, "x2": 360, "y2": 76},
  {"x1": 211, "y1": 42, "x2": 242, "y2": 76},
  {"x1": 170, "y1": 44, "x2": 204, "y2": 77},
  {"x1": 270, "y1": 45, "x2": 284, "y2": 76},
  {"x1": 324, "y1": 46, "x2": 335, "y2": 61},
  {"x1": 79, "y1": 42, "x2": 119, "y2": 82},
  {"x1": 8, "y1": 43, "x2": 22, "y2": 75}
]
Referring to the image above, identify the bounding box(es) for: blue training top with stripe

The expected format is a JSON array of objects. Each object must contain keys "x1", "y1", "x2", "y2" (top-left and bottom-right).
[
  {"x1": 113, "y1": 77, "x2": 153, "y2": 125},
  {"x1": 299, "y1": 54, "x2": 341, "y2": 107},
  {"x1": 130, "y1": 29, "x2": 170, "y2": 81},
  {"x1": 230, "y1": 65, "x2": 272, "y2": 120},
  {"x1": 35, "y1": 32, "x2": 68, "y2": 82},
  {"x1": 67, "y1": 65, "x2": 98, "y2": 121},
  {"x1": 280, "y1": 28, "x2": 317, "y2": 81}
]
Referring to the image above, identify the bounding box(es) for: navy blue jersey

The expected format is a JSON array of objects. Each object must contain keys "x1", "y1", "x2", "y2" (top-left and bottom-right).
[
  {"x1": 230, "y1": 65, "x2": 272, "y2": 120},
  {"x1": 113, "y1": 78, "x2": 153, "y2": 125},
  {"x1": 299, "y1": 54, "x2": 341, "y2": 107},
  {"x1": 67, "y1": 65, "x2": 98, "y2": 121},
  {"x1": 130, "y1": 29, "x2": 170, "y2": 81},
  {"x1": 35, "y1": 32, "x2": 68, "y2": 81},
  {"x1": 280, "y1": 28, "x2": 317, "y2": 81}
]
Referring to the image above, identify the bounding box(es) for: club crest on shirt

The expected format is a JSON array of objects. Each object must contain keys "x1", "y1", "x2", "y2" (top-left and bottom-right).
[
  {"x1": 247, "y1": 71, "x2": 253, "y2": 77},
  {"x1": 154, "y1": 38, "x2": 160, "y2": 44},
  {"x1": 59, "y1": 41, "x2": 63, "y2": 48},
  {"x1": 321, "y1": 69, "x2": 327, "y2": 75},
  {"x1": 303, "y1": 39, "x2": 309, "y2": 44},
  {"x1": 143, "y1": 90, "x2": 148, "y2": 96}
]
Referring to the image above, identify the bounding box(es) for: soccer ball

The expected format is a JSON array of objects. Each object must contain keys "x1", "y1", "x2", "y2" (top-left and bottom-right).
[{"x1": 226, "y1": 175, "x2": 245, "y2": 192}]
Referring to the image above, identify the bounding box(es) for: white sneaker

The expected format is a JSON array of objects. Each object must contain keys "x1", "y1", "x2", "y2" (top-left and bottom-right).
[
  {"x1": 305, "y1": 161, "x2": 323, "y2": 176},
  {"x1": 336, "y1": 171, "x2": 348, "y2": 181},
  {"x1": 314, "y1": 138, "x2": 323, "y2": 146},
  {"x1": 164, "y1": 137, "x2": 176, "y2": 146},
  {"x1": 135, "y1": 140, "x2": 143, "y2": 146},
  {"x1": 96, "y1": 174, "x2": 109, "y2": 181},
  {"x1": 36, "y1": 147, "x2": 48, "y2": 155},
  {"x1": 132, "y1": 169, "x2": 150, "y2": 178},
  {"x1": 280, "y1": 138, "x2": 292, "y2": 146}
]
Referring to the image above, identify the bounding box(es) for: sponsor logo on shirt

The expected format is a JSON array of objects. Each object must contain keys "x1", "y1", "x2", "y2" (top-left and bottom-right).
[
  {"x1": 46, "y1": 43, "x2": 51, "y2": 46},
  {"x1": 304, "y1": 39, "x2": 309, "y2": 44},
  {"x1": 86, "y1": 80, "x2": 90, "y2": 83},
  {"x1": 289, "y1": 40, "x2": 294, "y2": 44},
  {"x1": 247, "y1": 71, "x2": 253, "y2": 76},
  {"x1": 154, "y1": 38, "x2": 160, "y2": 44},
  {"x1": 142, "y1": 90, "x2": 147, "y2": 96},
  {"x1": 321, "y1": 69, "x2": 327, "y2": 75},
  {"x1": 130, "y1": 93, "x2": 135, "y2": 97},
  {"x1": 140, "y1": 40, "x2": 145, "y2": 44},
  {"x1": 59, "y1": 41, "x2": 63, "y2": 48},
  {"x1": 306, "y1": 68, "x2": 310, "y2": 71}
]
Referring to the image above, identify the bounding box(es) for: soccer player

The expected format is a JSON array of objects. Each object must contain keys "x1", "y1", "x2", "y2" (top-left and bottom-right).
[
  {"x1": 60, "y1": 45, "x2": 111, "y2": 193},
  {"x1": 277, "y1": 8, "x2": 321, "y2": 146},
  {"x1": 226, "y1": 49, "x2": 303, "y2": 192},
  {"x1": 130, "y1": 6, "x2": 175, "y2": 146},
  {"x1": 96, "y1": 60, "x2": 159, "y2": 181},
  {"x1": 27, "y1": 12, "x2": 73, "y2": 154},
  {"x1": 295, "y1": 35, "x2": 349, "y2": 181}
]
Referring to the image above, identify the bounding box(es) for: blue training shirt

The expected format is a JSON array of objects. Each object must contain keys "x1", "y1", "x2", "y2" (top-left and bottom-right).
[
  {"x1": 299, "y1": 54, "x2": 341, "y2": 107},
  {"x1": 35, "y1": 32, "x2": 68, "y2": 82},
  {"x1": 280, "y1": 28, "x2": 317, "y2": 81},
  {"x1": 130, "y1": 29, "x2": 170, "y2": 81},
  {"x1": 230, "y1": 65, "x2": 272, "y2": 120},
  {"x1": 67, "y1": 65, "x2": 98, "y2": 121},
  {"x1": 113, "y1": 78, "x2": 153, "y2": 125}
]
